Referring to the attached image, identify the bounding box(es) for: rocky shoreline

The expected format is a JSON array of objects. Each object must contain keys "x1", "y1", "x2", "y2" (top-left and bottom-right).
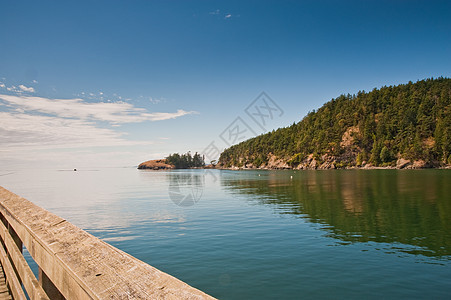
[
  {"x1": 138, "y1": 156, "x2": 450, "y2": 171},
  {"x1": 216, "y1": 154, "x2": 450, "y2": 170},
  {"x1": 137, "y1": 159, "x2": 215, "y2": 170}
]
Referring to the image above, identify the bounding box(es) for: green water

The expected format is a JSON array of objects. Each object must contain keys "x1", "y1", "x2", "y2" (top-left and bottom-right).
[
  {"x1": 222, "y1": 170, "x2": 451, "y2": 259},
  {"x1": 1, "y1": 168, "x2": 450, "y2": 299}
]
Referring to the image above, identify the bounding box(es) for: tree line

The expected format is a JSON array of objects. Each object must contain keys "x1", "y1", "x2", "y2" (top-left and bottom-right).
[{"x1": 166, "y1": 152, "x2": 205, "y2": 169}]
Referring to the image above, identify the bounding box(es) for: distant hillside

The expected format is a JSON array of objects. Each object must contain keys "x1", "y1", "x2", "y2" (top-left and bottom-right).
[{"x1": 219, "y1": 77, "x2": 451, "y2": 169}]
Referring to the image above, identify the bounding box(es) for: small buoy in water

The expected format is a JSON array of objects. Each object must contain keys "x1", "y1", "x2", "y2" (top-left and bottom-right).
[
  {"x1": 258, "y1": 174, "x2": 260, "y2": 176},
  {"x1": 290, "y1": 175, "x2": 293, "y2": 179},
  {"x1": 74, "y1": 168, "x2": 77, "y2": 171}
]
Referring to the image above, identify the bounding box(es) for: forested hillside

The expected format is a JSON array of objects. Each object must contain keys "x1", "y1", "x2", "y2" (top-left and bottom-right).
[{"x1": 219, "y1": 78, "x2": 451, "y2": 169}]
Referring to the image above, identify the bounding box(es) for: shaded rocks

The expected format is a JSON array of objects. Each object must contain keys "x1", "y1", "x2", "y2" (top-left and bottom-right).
[
  {"x1": 296, "y1": 154, "x2": 318, "y2": 169},
  {"x1": 264, "y1": 154, "x2": 291, "y2": 169},
  {"x1": 396, "y1": 158, "x2": 443, "y2": 169}
]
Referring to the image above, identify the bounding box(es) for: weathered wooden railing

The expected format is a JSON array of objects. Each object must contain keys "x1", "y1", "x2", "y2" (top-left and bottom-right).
[{"x1": 0, "y1": 186, "x2": 215, "y2": 299}]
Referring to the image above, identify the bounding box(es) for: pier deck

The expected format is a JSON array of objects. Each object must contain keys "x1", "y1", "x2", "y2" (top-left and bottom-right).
[
  {"x1": 0, "y1": 263, "x2": 11, "y2": 300},
  {"x1": 0, "y1": 186, "x2": 214, "y2": 299}
]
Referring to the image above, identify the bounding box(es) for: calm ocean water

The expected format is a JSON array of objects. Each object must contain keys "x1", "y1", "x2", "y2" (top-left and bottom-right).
[{"x1": 1, "y1": 168, "x2": 450, "y2": 299}]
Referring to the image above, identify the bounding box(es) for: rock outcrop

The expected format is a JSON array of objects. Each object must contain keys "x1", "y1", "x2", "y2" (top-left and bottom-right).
[
  {"x1": 262, "y1": 154, "x2": 291, "y2": 169},
  {"x1": 138, "y1": 159, "x2": 175, "y2": 170}
]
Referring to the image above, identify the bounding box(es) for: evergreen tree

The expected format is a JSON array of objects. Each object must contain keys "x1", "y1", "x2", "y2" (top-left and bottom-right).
[
  {"x1": 380, "y1": 146, "x2": 393, "y2": 163},
  {"x1": 166, "y1": 152, "x2": 205, "y2": 169}
]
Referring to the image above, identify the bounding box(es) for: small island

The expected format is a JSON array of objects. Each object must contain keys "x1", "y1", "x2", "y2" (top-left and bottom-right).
[
  {"x1": 137, "y1": 159, "x2": 175, "y2": 170},
  {"x1": 138, "y1": 152, "x2": 208, "y2": 170}
]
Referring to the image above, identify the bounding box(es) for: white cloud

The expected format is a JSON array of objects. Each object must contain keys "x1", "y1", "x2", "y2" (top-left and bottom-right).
[
  {"x1": 32, "y1": 80, "x2": 38, "y2": 83},
  {"x1": 225, "y1": 14, "x2": 232, "y2": 19},
  {"x1": 4, "y1": 84, "x2": 35, "y2": 93},
  {"x1": 146, "y1": 109, "x2": 198, "y2": 121},
  {"x1": 0, "y1": 94, "x2": 198, "y2": 124},
  {"x1": 18, "y1": 85, "x2": 35, "y2": 93}
]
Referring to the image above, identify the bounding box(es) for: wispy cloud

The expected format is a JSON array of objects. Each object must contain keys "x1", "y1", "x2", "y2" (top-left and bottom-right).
[
  {"x1": 0, "y1": 94, "x2": 197, "y2": 124},
  {"x1": 0, "y1": 94, "x2": 198, "y2": 153},
  {"x1": 146, "y1": 109, "x2": 197, "y2": 121},
  {"x1": 209, "y1": 9, "x2": 220, "y2": 15},
  {"x1": 225, "y1": 14, "x2": 232, "y2": 19}
]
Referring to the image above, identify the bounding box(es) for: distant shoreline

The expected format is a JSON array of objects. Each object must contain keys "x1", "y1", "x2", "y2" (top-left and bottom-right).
[
  {"x1": 137, "y1": 158, "x2": 215, "y2": 170},
  {"x1": 215, "y1": 165, "x2": 451, "y2": 171},
  {"x1": 137, "y1": 158, "x2": 450, "y2": 171},
  {"x1": 216, "y1": 155, "x2": 450, "y2": 170}
]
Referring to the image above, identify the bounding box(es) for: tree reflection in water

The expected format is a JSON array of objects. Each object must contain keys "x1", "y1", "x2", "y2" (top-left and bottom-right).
[{"x1": 220, "y1": 170, "x2": 451, "y2": 259}]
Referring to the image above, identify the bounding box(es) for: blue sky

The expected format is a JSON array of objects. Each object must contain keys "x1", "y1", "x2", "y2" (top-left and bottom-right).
[{"x1": 1, "y1": 0, "x2": 450, "y2": 169}]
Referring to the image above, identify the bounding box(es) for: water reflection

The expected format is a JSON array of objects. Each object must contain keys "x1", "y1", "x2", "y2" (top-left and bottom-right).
[
  {"x1": 167, "y1": 170, "x2": 205, "y2": 207},
  {"x1": 220, "y1": 170, "x2": 451, "y2": 259}
]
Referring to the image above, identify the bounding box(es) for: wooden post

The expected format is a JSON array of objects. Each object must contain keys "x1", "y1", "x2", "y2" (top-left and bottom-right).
[
  {"x1": 39, "y1": 268, "x2": 65, "y2": 300},
  {"x1": 7, "y1": 223, "x2": 23, "y2": 288},
  {"x1": 7, "y1": 224, "x2": 22, "y2": 253}
]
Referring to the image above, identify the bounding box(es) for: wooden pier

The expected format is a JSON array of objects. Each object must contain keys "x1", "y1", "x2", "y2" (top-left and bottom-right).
[
  {"x1": 0, "y1": 186, "x2": 215, "y2": 299},
  {"x1": 0, "y1": 264, "x2": 11, "y2": 300}
]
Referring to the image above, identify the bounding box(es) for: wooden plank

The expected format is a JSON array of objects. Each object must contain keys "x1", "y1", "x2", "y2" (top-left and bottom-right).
[
  {"x1": 0, "y1": 264, "x2": 12, "y2": 300},
  {"x1": 0, "y1": 220, "x2": 49, "y2": 299},
  {"x1": 0, "y1": 186, "x2": 215, "y2": 299},
  {"x1": 0, "y1": 239, "x2": 26, "y2": 299}
]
